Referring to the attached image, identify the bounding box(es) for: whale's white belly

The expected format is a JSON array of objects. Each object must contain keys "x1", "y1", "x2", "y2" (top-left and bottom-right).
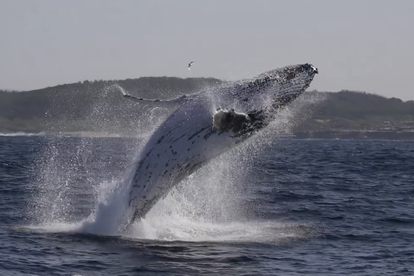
[{"x1": 128, "y1": 96, "x2": 240, "y2": 221}]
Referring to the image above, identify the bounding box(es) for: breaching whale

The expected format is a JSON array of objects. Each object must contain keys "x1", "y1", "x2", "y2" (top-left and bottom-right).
[{"x1": 121, "y1": 63, "x2": 318, "y2": 229}]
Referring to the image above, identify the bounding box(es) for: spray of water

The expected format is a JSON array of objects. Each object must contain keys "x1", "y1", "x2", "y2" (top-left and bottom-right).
[
  {"x1": 0, "y1": 132, "x2": 46, "y2": 137},
  {"x1": 27, "y1": 81, "x2": 326, "y2": 243},
  {"x1": 28, "y1": 83, "x2": 171, "y2": 233}
]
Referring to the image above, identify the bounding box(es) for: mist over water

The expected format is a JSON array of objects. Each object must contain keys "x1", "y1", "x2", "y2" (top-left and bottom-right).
[{"x1": 27, "y1": 82, "x2": 326, "y2": 243}]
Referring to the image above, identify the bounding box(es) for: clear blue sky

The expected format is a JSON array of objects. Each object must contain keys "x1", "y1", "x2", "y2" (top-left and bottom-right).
[{"x1": 1, "y1": 0, "x2": 413, "y2": 100}]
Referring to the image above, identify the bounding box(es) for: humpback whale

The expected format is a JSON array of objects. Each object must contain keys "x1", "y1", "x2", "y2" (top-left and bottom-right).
[{"x1": 121, "y1": 63, "x2": 318, "y2": 229}]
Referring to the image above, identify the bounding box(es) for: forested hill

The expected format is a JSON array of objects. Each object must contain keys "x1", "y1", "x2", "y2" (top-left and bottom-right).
[
  {"x1": 306, "y1": 90, "x2": 414, "y2": 131},
  {"x1": 0, "y1": 77, "x2": 221, "y2": 134},
  {"x1": 0, "y1": 77, "x2": 221, "y2": 121},
  {"x1": 0, "y1": 77, "x2": 413, "y2": 134}
]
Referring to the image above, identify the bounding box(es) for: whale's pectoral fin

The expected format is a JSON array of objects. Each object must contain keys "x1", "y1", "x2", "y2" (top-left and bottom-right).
[
  {"x1": 123, "y1": 94, "x2": 161, "y2": 103},
  {"x1": 212, "y1": 108, "x2": 251, "y2": 133},
  {"x1": 123, "y1": 93, "x2": 190, "y2": 104},
  {"x1": 213, "y1": 108, "x2": 267, "y2": 137},
  {"x1": 108, "y1": 83, "x2": 191, "y2": 104}
]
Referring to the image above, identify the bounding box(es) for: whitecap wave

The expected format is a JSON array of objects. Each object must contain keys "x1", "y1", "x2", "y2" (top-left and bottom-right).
[{"x1": 0, "y1": 132, "x2": 46, "y2": 137}]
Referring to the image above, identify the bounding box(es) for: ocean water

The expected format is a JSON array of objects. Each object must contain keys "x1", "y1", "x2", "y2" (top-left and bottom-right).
[{"x1": 0, "y1": 135, "x2": 413, "y2": 275}]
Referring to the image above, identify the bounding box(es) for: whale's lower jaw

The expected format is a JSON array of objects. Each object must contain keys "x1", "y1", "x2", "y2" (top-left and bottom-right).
[{"x1": 124, "y1": 63, "x2": 318, "y2": 227}]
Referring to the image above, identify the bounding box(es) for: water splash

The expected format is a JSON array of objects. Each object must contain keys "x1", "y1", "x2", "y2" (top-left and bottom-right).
[
  {"x1": 28, "y1": 83, "x2": 171, "y2": 228},
  {"x1": 27, "y1": 81, "x2": 326, "y2": 243}
]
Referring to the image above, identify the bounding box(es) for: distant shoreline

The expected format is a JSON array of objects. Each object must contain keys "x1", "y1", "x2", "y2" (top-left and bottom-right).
[{"x1": 1, "y1": 130, "x2": 414, "y2": 141}]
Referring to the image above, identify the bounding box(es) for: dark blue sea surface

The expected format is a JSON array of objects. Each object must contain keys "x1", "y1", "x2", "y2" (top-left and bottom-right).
[{"x1": 0, "y1": 135, "x2": 413, "y2": 275}]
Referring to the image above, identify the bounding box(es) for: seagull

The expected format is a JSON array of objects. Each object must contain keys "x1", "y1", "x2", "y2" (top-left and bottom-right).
[{"x1": 188, "y1": 61, "x2": 195, "y2": 71}]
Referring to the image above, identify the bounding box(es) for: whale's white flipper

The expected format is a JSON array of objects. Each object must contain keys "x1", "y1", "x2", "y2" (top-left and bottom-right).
[
  {"x1": 108, "y1": 83, "x2": 192, "y2": 105},
  {"x1": 123, "y1": 63, "x2": 319, "y2": 229},
  {"x1": 213, "y1": 108, "x2": 251, "y2": 133},
  {"x1": 123, "y1": 93, "x2": 191, "y2": 104}
]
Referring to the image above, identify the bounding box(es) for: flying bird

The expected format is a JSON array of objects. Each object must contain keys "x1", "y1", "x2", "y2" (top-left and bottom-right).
[{"x1": 188, "y1": 61, "x2": 195, "y2": 71}]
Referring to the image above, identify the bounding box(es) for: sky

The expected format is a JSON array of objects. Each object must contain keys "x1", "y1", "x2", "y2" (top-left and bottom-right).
[{"x1": 1, "y1": 0, "x2": 413, "y2": 100}]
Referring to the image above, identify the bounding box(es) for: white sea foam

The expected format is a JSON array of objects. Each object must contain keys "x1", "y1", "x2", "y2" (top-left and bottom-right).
[{"x1": 0, "y1": 132, "x2": 46, "y2": 137}]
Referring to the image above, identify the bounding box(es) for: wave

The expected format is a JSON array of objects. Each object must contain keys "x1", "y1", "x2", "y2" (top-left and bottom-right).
[{"x1": 0, "y1": 132, "x2": 46, "y2": 137}]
